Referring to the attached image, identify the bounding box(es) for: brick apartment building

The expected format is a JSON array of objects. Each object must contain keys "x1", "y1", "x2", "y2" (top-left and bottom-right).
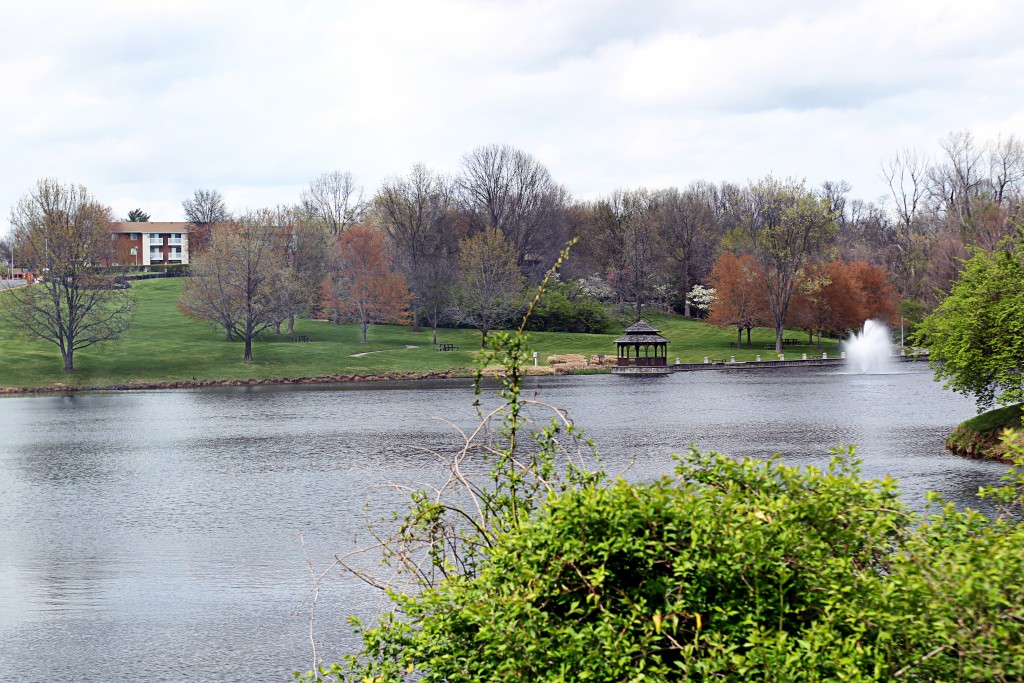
[{"x1": 110, "y1": 222, "x2": 191, "y2": 266}]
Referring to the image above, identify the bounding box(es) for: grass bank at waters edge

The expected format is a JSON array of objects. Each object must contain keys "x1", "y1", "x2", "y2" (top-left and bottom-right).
[
  {"x1": 946, "y1": 403, "x2": 1024, "y2": 462},
  {"x1": 0, "y1": 278, "x2": 840, "y2": 392}
]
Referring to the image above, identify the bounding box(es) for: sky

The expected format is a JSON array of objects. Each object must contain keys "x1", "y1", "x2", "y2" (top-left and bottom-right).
[{"x1": 4, "y1": 0, "x2": 1024, "y2": 225}]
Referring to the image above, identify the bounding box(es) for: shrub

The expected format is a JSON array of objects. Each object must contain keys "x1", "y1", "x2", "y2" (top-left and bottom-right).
[
  {"x1": 522, "y1": 282, "x2": 614, "y2": 334},
  {"x1": 299, "y1": 245, "x2": 1024, "y2": 683}
]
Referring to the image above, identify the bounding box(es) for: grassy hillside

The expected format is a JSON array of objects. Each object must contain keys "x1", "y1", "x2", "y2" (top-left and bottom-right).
[
  {"x1": 946, "y1": 403, "x2": 1024, "y2": 462},
  {"x1": 0, "y1": 279, "x2": 839, "y2": 390}
]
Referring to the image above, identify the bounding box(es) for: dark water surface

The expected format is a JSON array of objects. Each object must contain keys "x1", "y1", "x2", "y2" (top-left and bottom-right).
[{"x1": 0, "y1": 367, "x2": 1009, "y2": 681}]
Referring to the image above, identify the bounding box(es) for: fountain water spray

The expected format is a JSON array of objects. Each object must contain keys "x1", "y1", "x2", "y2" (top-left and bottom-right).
[{"x1": 844, "y1": 319, "x2": 894, "y2": 374}]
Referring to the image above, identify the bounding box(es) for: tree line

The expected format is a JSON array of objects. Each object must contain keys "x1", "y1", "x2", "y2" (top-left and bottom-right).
[{"x1": 5, "y1": 129, "x2": 1023, "y2": 367}]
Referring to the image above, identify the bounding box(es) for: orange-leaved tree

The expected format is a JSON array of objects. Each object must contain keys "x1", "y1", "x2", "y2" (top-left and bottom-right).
[
  {"x1": 788, "y1": 259, "x2": 900, "y2": 349},
  {"x1": 707, "y1": 252, "x2": 768, "y2": 347},
  {"x1": 323, "y1": 224, "x2": 410, "y2": 343},
  {"x1": 844, "y1": 260, "x2": 899, "y2": 325}
]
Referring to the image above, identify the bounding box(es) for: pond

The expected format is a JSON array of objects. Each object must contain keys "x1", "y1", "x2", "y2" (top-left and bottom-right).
[{"x1": 0, "y1": 366, "x2": 1009, "y2": 681}]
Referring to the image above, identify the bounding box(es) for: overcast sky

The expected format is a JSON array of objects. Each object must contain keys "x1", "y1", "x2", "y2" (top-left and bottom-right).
[{"x1": 4, "y1": 0, "x2": 1024, "y2": 225}]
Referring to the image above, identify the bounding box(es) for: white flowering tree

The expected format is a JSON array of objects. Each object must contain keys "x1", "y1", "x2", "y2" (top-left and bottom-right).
[{"x1": 685, "y1": 284, "x2": 716, "y2": 317}]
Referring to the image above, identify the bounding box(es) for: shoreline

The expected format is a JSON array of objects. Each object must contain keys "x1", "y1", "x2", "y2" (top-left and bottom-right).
[
  {"x1": 0, "y1": 370, "x2": 469, "y2": 396},
  {"x1": 0, "y1": 355, "x2": 928, "y2": 396}
]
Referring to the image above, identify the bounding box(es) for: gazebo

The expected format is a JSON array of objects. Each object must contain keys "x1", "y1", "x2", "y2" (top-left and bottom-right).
[{"x1": 611, "y1": 320, "x2": 670, "y2": 374}]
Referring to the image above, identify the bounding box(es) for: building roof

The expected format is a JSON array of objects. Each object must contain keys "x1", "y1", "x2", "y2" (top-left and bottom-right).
[
  {"x1": 109, "y1": 222, "x2": 192, "y2": 234},
  {"x1": 614, "y1": 319, "x2": 669, "y2": 345}
]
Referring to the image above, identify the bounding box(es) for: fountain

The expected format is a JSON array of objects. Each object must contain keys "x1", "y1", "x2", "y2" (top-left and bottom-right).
[{"x1": 844, "y1": 319, "x2": 894, "y2": 373}]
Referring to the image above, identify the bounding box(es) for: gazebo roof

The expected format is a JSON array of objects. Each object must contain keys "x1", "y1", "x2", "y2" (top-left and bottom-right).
[
  {"x1": 623, "y1": 320, "x2": 662, "y2": 334},
  {"x1": 614, "y1": 319, "x2": 669, "y2": 345}
]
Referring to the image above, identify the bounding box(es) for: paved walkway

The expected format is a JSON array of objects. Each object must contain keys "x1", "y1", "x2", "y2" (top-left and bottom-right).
[{"x1": 350, "y1": 344, "x2": 419, "y2": 358}]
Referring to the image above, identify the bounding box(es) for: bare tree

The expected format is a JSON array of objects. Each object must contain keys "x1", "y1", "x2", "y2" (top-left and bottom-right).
[
  {"x1": 4, "y1": 179, "x2": 135, "y2": 371},
  {"x1": 929, "y1": 130, "x2": 985, "y2": 225},
  {"x1": 265, "y1": 205, "x2": 330, "y2": 334},
  {"x1": 178, "y1": 211, "x2": 285, "y2": 361},
  {"x1": 881, "y1": 148, "x2": 932, "y2": 297},
  {"x1": 182, "y1": 189, "x2": 231, "y2": 253},
  {"x1": 882, "y1": 148, "x2": 928, "y2": 236},
  {"x1": 590, "y1": 189, "x2": 667, "y2": 319},
  {"x1": 183, "y1": 189, "x2": 231, "y2": 225},
  {"x1": 373, "y1": 163, "x2": 461, "y2": 339},
  {"x1": 0, "y1": 236, "x2": 12, "y2": 275},
  {"x1": 459, "y1": 144, "x2": 569, "y2": 277},
  {"x1": 987, "y1": 134, "x2": 1024, "y2": 204},
  {"x1": 655, "y1": 182, "x2": 721, "y2": 316},
  {"x1": 302, "y1": 171, "x2": 363, "y2": 235}
]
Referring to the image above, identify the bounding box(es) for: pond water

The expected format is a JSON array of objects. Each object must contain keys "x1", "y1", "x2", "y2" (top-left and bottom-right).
[{"x1": 0, "y1": 366, "x2": 1010, "y2": 681}]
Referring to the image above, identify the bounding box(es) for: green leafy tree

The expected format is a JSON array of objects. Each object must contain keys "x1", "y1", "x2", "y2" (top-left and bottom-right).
[
  {"x1": 521, "y1": 279, "x2": 613, "y2": 333},
  {"x1": 453, "y1": 228, "x2": 524, "y2": 346},
  {"x1": 126, "y1": 208, "x2": 150, "y2": 222},
  {"x1": 917, "y1": 228, "x2": 1024, "y2": 410},
  {"x1": 4, "y1": 179, "x2": 135, "y2": 371}
]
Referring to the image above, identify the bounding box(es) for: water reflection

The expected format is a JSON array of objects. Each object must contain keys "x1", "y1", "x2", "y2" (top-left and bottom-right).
[{"x1": 0, "y1": 367, "x2": 1011, "y2": 681}]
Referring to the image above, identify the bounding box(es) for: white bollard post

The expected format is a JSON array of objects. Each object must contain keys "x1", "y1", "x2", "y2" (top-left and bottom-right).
[
  {"x1": 533, "y1": 351, "x2": 538, "y2": 367},
  {"x1": 676, "y1": 357, "x2": 681, "y2": 364},
  {"x1": 841, "y1": 351, "x2": 846, "y2": 359},
  {"x1": 730, "y1": 356, "x2": 735, "y2": 363},
  {"x1": 822, "y1": 352, "x2": 828, "y2": 360},
  {"x1": 704, "y1": 357, "x2": 709, "y2": 364},
  {"x1": 802, "y1": 353, "x2": 807, "y2": 360},
  {"x1": 780, "y1": 353, "x2": 785, "y2": 361},
  {"x1": 756, "y1": 355, "x2": 761, "y2": 362}
]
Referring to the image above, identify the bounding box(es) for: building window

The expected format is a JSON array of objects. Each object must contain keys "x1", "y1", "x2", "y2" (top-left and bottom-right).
[
  {"x1": 169, "y1": 233, "x2": 183, "y2": 246},
  {"x1": 130, "y1": 233, "x2": 140, "y2": 240}
]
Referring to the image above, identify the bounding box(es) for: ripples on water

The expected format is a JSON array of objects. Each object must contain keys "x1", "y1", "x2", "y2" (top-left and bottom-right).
[{"x1": 0, "y1": 367, "x2": 1009, "y2": 681}]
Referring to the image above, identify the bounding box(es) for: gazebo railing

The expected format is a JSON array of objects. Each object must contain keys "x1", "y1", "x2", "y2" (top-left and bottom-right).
[{"x1": 616, "y1": 356, "x2": 667, "y2": 367}]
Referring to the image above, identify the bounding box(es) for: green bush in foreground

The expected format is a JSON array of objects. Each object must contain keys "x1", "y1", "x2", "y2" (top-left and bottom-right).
[
  {"x1": 300, "y1": 251, "x2": 1024, "y2": 682},
  {"x1": 307, "y1": 447, "x2": 1024, "y2": 683}
]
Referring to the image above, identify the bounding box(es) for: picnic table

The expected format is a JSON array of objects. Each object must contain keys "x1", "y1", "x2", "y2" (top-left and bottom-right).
[{"x1": 434, "y1": 343, "x2": 458, "y2": 351}]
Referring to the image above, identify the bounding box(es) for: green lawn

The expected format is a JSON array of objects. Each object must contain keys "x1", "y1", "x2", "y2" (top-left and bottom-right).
[{"x1": 0, "y1": 279, "x2": 840, "y2": 390}]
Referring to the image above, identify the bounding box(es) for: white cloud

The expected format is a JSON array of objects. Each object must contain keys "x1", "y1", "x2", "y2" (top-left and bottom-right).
[{"x1": 2, "y1": 0, "x2": 1024, "y2": 225}]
